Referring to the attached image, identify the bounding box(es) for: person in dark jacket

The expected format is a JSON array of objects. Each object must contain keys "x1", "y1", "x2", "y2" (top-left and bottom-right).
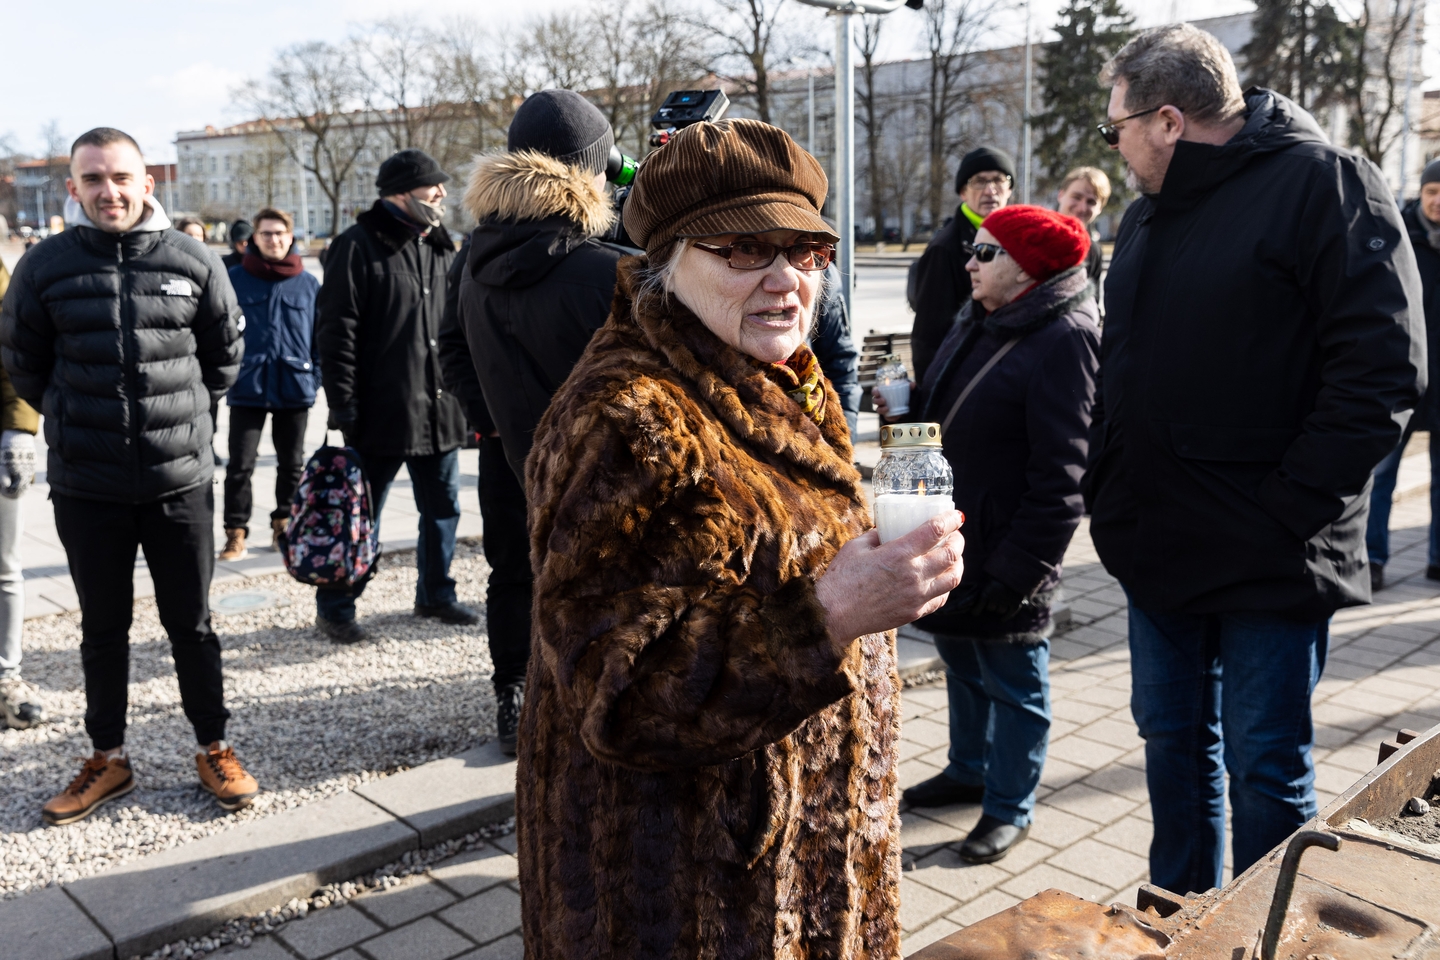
[
  {"x1": 221, "y1": 219, "x2": 251, "y2": 270},
  {"x1": 1367, "y1": 159, "x2": 1440, "y2": 590},
  {"x1": 438, "y1": 237, "x2": 532, "y2": 754},
  {"x1": 908, "y1": 147, "x2": 1014, "y2": 382},
  {"x1": 315, "y1": 149, "x2": 474, "y2": 643},
  {"x1": 458, "y1": 89, "x2": 633, "y2": 484},
  {"x1": 1090, "y1": 26, "x2": 1425, "y2": 895},
  {"x1": 0, "y1": 127, "x2": 258, "y2": 824},
  {"x1": 879, "y1": 206, "x2": 1099, "y2": 865},
  {"x1": 810, "y1": 262, "x2": 861, "y2": 435},
  {"x1": 1055, "y1": 167, "x2": 1111, "y2": 314},
  {"x1": 219, "y1": 207, "x2": 320, "y2": 561}
]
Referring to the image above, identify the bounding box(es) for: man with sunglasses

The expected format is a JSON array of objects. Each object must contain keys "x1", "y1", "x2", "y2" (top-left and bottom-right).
[
  {"x1": 1087, "y1": 24, "x2": 1425, "y2": 899},
  {"x1": 908, "y1": 147, "x2": 1015, "y2": 381}
]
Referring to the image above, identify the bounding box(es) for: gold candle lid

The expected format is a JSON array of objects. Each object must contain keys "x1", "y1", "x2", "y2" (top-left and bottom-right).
[{"x1": 880, "y1": 422, "x2": 942, "y2": 448}]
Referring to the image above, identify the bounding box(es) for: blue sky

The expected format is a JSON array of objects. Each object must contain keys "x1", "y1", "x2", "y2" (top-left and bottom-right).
[{"x1": 3, "y1": 0, "x2": 1390, "y2": 164}]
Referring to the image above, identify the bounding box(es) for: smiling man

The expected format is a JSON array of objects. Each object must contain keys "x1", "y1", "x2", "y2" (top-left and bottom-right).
[
  {"x1": 1086, "y1": 26, "x2": 1425, "y2": 896},
  {"x1": 0, "y1": 127, "x2": 256, "y2": 825}
]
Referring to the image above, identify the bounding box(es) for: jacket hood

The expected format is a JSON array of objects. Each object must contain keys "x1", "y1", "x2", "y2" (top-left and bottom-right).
[
  {"x1": 962, "y1": 266, "x2": 1095, "y2": 338},
  {"x1": 64, "y1": 194, "x2": 172, "y2": 233},
  {"x1": 1154, "y1": 87, "x2": 1329, "y2": 210},
  {"x1": 467, "y1": 216, "x2": 594, "y2": 288},
  {"x1": 464, "y1": 150, "x2": 615, "y2": 237}
]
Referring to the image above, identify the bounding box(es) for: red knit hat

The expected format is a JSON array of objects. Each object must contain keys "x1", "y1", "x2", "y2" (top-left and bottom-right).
[{"x1": 981, "y1": 206, "x2": 1091, "y2": 282}]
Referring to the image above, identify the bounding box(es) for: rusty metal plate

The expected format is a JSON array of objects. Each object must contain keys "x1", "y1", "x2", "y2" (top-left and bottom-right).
[{"x1": 907, "y1": 889, "x2": 1169, "y2": 960}]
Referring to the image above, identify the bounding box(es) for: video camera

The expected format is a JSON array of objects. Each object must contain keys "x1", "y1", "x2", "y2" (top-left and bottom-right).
[{"x1": 604, "y1": 89, "x2": 732, "y2": 247}]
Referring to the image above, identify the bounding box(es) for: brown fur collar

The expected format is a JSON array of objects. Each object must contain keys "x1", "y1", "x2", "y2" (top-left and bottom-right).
[
  {"x1": 356, "y1": 200, "x2": 454, "y2": 254},
  {"x1": 463, "y1": 150, "x2": 616, "y2": 238},
  {"x1": 616, "y1": 256, "x2": 862, "y2": 495}
]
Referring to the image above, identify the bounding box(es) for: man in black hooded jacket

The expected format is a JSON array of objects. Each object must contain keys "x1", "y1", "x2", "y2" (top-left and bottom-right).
[{"x1": 1089, "y1": 25, "x2": 1425, "y2": 897}]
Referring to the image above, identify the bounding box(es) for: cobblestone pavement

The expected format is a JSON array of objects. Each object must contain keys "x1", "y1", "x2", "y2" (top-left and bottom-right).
[{"x1": 212, "y1": 491, "x2": 1440, "y2": 960}]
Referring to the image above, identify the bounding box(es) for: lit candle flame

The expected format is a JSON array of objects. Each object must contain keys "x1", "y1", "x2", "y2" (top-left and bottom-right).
[{"x1": 917, "y1": 479, "x2": 926, "y2": 496}]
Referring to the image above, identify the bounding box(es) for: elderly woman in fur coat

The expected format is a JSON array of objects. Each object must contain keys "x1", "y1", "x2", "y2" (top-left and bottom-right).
[{"x1": 519, "y1": 118, "x2": 966, "y2": 958}]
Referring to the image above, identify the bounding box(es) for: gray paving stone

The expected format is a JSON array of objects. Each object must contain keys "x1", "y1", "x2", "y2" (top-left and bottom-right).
[
  {"x1": 67, "y1": 791, "x2": 416, "y2": 958},
  {"x1": 429, "y1": 846, "x2": 519, "y2": 898},
  {"x1": 0, "y1": 887, "x2": 113, "y2": 960},
  {"x1": 356, "y1": 916, "x2": 475, "y2": 960},
  {"x1": 356, "y1": 742, "x2": 515, "y2": 847},
  {"x1": 1046, "y1": 838, "x2": 1148, "y2": 891},
  {"x1": 901, "y1": 917, "x2": 962, "y2": 955},
  {"x1": 947, "y1": 889, "x2": 1022, "y2": 926},
  {"x1": 907, "y1": 847, "x2": 1008, "y2": 901},
  {"x1": 898, "y1": 875, "x2": 958, "y2": 932},
  {"x1": 439, "y1": 886, "x2": 523, "y2": 946},
  {"x1": 213, "y1": 934, "x2": 301, "y2": 957},
  {"x1": 353, "y1": 877, "x2": 458, "y2": 929},
  {"x1": 458, "y1": 934, "x2": 524, "y2": 960},
  {"x1": 277, "y1": 904, "x2": 384, "y2": 959}
]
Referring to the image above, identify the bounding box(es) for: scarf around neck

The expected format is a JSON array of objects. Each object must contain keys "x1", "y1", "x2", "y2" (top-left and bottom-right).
[
  {"x1": 760, "y1": 343, "x2": 827, "y2": 425},
  {"x1": 241, "y1": 250, "x2": 305, "y2": 282}
]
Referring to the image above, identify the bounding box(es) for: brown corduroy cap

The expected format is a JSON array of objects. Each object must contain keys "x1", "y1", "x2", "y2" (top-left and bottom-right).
[{"x1": 622, "y1": 118, "x2": 837, "y2": 259}]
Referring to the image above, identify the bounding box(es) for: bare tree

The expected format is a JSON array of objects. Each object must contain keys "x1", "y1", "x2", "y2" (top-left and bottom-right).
[
  {"x1": 629, "y1": 0, "x2": 715, "y2": 155},
  {"x1": 856, "y1": 15, "x2": 888, "y2": 243},
  {"x1": 920, "y1": 0, "x2": 992, "y2": 229},
  {"x1": 1342, "y1": 0, "x2": 1418, "y2": 168},
  {"x1": 885, "y1": 112, "x2": 928, "y2": 250},
  {"x1": 237, "y1": 40, "x2": 373, "y2": 237},
  {"x1": 524, "y1": 11, "x2": 600, "y2": 92},
  {"x1": 353, "y1": 19, "x2": 447, "y2": 156},
  {"x1": 237, "y1": 128, "x2": 292, "y2": 211},
  {"x1": 697, "y1": 0, "x2": 797, "y2": 123},
  {"x1": 41, "y1": 120, "x2": 67, "y2": 160}
]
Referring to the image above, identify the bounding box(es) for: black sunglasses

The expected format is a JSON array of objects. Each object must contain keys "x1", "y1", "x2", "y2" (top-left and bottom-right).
[
  {"x1": 961, "y1": 241, "x2": 1006, "y2": 263},
  {"x1": 1096, "y1": 106, "x2": 1164, "y2": 146},
  {"x1": 692, "y1": 238, "x2": 836, "y2": 272}
]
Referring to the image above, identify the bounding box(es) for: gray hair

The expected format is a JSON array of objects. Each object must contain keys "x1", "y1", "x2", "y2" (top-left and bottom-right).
[{"x1": 1100, "y1": 24, "x2": 1245, "y2": 125}]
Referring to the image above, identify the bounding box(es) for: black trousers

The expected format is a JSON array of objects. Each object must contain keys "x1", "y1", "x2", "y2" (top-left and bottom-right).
[
  {"x1": 53, "y1": 484, "x2": 229, "y2": 750},
  {"x1": 224, "y1": 406, "x2": 309, "y2": 534},
  {"x1": 478, "y1": 436, "x2": 533, "y2": 690}
]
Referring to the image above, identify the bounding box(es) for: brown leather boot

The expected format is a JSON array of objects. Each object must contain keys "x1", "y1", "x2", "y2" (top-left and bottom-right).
[
  {"x1": 271, "y1": 516, "x2": 288, "y2": 550},
  {"x1": 43, "y1": 751, "x2": 135, "y2": 826},
  {"x1": 219, "y1": 528, "x2": 247, "y2": 561},
  {"x1": 196, "y1": 741, "x2": 259, "y2": 811}
]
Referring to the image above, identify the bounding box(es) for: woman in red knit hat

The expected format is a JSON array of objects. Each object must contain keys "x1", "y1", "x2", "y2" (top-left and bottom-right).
[{"x1": 876, "y1": 204, "x2": 1101, "y2": 864}]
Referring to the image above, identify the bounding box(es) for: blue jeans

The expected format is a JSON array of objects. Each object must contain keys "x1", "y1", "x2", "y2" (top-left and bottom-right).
[
  {"x1": 1126, "y1": 596, "x2": 1327, "y2": 895},
  {"x1": 1367, "y1": 423, "x2": 1439, "y2": 566},
  {"x1": 316, "y1": 450, "x2": 461, "y2": 623},
  {"x1": 933, "y1": 635, "x2": 1051, "y2": 828}
]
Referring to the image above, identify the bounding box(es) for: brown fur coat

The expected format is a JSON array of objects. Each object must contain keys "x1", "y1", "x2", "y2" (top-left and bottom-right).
[{"x1": 518, "y1": 258, "x2": 903, "y2": 959}]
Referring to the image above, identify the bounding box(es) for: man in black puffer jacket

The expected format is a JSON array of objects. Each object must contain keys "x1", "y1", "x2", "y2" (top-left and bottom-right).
[
  {"x1": 0, "y1": 127, "x2": 255, "y2": 825},
  {"x1": 315, "y1": 149, "x2": 473, "y2": 642}
]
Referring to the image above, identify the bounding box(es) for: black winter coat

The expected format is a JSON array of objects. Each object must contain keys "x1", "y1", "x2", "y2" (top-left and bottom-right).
[
  {"x1": 438, "y1": 236, "x2": 495, "y2": 437},
  {"x1": 809, "y1": 263, "x2": 861, "y2": 435},
  {"x1": 1402, "y1": 200, "x2": 1440, "y2": 429},
  {"x1": 1087, "y1": 88, "x2": 1426, "y2": 621},
  {"x1": 913, "y1": 267, "x2": 1100, "y2": 642},
  {"x1": 316, "y1": 201, "x2": 466, "y2": 457},
  {"x1": 457, "y1": 150, "x2": 631, "y2": 483},
  {"x1": 0, "y1": 223, "x2": 243, "y2": 503},
  {"x1": 908, "y1": 205, "x2": 978, "y2": 382}
]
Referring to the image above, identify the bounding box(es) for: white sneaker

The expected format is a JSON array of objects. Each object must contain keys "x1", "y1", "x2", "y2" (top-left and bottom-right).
[{"x1": 0, "y1": 677, "x2": 47, "y2": 729}]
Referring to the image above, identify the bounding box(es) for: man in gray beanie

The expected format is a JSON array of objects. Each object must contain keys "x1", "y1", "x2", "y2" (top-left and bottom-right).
[
  {"x1": 437, "y1": 90, "x2": 632, "y2": 752},
  {"x1": 1368, "y1": 157, "x2": 1440, "y2": 590}
]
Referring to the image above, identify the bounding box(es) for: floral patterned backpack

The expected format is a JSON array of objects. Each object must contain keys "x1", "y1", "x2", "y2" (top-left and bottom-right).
[{"x1": 280, "y1": 443, "x2": 381, "y2": 587}]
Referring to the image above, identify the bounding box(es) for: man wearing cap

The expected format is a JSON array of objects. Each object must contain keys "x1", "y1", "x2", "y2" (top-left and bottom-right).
[
  {"x1": 1368, "y1": 158, "x2": 1440, "y2": 590},
  {"x1": 908, "y1": 146, "x2": 1015, "y2": 381},
  {"x1": 314, "y1": 148, "x2": 474, "y2": 643},
  {"x1": 221, "y1": 219, "x2": 252, "y2": 270}
]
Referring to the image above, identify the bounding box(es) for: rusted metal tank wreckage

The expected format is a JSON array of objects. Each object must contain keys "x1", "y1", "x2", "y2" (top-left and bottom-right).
[{"x1": 908, "y1": 721, "x2": 1440, "y2": 960}]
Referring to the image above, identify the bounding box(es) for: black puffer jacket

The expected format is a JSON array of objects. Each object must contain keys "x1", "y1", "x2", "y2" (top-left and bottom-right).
[
  {"x1": 908, "y1": 204, "x2": 979, "y2": 382},
  {"x1": 0, "y1": 211, "x2": 243, "y2": 503},
  {"x1": 914, "y1": 267, "x2": 1100, "y2": 643},
  {"x1": 457, "y1": 150, "x2": 632, "y2": 482},
  {"x1": 1088, "y1": 89, "x2": 1426, "y2": 620},
  {"x1": 316, "y1": 201, "x2": 466, "y2": 457}
]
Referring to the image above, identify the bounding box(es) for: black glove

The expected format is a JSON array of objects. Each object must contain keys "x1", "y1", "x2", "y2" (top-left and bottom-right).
[
  {"x1": 972, "y1": 577, "x2": 1030, "y2": 620},
  {"x1": 326, "y1": 407, "x2": 356, "y2": 432}
]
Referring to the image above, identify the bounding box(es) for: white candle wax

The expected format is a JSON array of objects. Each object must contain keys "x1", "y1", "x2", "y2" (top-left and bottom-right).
[
  {"x1": 874, "y1": 494, "x2": 955, "y2": 543},
  {"x1": 875, "y1": 380, "x2": 911, "y2": 415}
]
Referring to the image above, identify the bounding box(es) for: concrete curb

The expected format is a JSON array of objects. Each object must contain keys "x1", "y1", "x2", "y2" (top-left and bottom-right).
[{"x1": 0, "y1": 741, "x2": 516, "y2": 960}]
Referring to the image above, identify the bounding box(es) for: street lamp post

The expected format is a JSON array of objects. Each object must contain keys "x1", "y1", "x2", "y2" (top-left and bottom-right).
[{"x1": 794, "y1": 0, "x2": 921, "y2": 320}]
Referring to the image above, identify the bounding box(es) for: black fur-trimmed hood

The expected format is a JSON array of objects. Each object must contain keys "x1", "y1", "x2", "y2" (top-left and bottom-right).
[
  {"x1": 356, "y1": 200, "x2": 455, "y2": 254},
  {"x1": 964, "y1": 265, "x2": 1094, "y2": 338}
]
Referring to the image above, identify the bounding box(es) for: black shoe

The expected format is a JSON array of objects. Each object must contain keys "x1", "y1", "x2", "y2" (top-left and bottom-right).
[
  {"x1": 959, "y1": 814, "x2": 1029, "y2": 864},
  {"x1": 414, "y1": 601, "x2": 480, "y2": 625},
  {"x1": 316, "y1": 617, "x2": 368, "y2": 645},
  {"x1": 1371, "y1": 563, "x2": 1385, "y2": 591},
  {"x1": 1428, "y1": 564, "x2": 1440, "y2": 582},
  {"x1": 496, "y1": 682, "x2": 524, "y2": 756},
  {"x1": 902, "y1": 772, "x2": 984, "y2": 808}
]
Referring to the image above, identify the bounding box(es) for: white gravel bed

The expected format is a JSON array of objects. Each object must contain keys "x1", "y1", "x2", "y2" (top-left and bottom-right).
[{"x1": 0, "y1": 541, "x2": 500, "y2": 900}]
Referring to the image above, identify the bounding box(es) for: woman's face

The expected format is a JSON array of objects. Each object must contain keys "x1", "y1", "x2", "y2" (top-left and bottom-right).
[
  {"x1": 671, "y1": 229, "x2": 824, "y2": 364},
  {"x1": 966, "y1": 227, "x2": 1032, "y2": 312}
]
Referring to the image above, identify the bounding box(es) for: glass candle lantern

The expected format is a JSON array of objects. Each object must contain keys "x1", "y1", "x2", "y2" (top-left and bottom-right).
[
  {"x1": 872, "y1": 422, "x2": 955, "y2": 543},
  {"x1": 874, "y1": 353, "x2": 911, "y2": 416}
]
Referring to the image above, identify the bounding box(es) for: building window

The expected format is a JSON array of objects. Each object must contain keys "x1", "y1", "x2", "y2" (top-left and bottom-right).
[{"x1": 210, "y1": 156, "x2": 217, "y2": 174}]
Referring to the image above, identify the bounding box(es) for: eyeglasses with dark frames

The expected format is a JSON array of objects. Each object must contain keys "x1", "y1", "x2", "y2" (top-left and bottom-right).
[
  {"x1": 961, "y1": 241, "x2": 1006, "y2": 263},
  {"x1": 1096, "y1": 106, "x2": 1164, "y2": 146},
  {"x1": 691, "y1": 238, "x2": 837, "y2": 272}
]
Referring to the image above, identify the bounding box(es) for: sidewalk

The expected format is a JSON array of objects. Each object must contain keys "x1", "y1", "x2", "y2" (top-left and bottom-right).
[{"x1": 170, "y1": 491, "x2": 1440, "y2": 960}]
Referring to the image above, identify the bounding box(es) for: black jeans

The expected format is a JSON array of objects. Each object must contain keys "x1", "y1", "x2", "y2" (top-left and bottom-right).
[
  {"x1": 224, "y1": 406, "x2": 310, "y2": 534},
  {"x1": 478, "y1": 437, "x2": 533, "y2": 690},
  {"x1": 53, "y1": 485, "x2": 229, "y2": 750}
]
